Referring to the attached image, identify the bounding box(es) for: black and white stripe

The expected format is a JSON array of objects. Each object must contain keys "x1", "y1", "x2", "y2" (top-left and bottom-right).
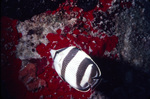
[{"x1": 50, "y1": 46, "x2": 101, "y2": 92}]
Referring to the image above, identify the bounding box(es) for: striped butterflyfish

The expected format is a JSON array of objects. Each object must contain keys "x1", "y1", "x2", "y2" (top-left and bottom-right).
[{"x1": 50, "y1": 46, "x2": 101, "y2": 92}]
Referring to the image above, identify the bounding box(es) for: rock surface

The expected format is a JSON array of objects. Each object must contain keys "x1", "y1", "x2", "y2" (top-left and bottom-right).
[
  {"x1": 19, "y1": 63, "x2": 47, "y2": 91},
  {"x1": 115, "y1": 0, "x2": 150, "y2": 73}
]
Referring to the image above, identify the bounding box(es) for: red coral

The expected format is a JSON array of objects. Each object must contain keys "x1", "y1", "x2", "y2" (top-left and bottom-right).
[
  {"x1": 36, "y1": 43, "x2": 47, "y2": 57},
  {"x1": 46, "y1": 33, "x2": 60, "y2": 41},
  {"x1": 99, "y1": 0, "x2": 113, "y2": 11},
  {"x1": 73, "y1": 29, "x2": 80, "y2": 35},
  {"x1": 56, "y1": 29, "x2": 62, "y2": 34},
  {"x1": 63, "y1": 26, "x2": 71, "y2": 33},
  {"x1": 84, "y1": 11, "x2": 94, "y2": 21},
  {"x1": 105, "y1": 35, "x2": 118, "y2": 52}
]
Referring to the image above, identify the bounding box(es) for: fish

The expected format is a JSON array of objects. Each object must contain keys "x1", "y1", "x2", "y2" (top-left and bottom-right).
[{"x1": 50, "y1": 46, "x2": 101, "y2": 92}]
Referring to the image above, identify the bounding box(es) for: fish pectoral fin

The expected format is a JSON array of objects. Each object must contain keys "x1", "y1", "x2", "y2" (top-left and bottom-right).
[{"x1": 59, "y1": 75, "x2": 66, "y2": 82}]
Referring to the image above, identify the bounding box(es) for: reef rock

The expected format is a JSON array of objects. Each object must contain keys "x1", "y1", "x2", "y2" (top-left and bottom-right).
[{"x1": 115, "y1": 0, "x2": 150, "y2": 73}]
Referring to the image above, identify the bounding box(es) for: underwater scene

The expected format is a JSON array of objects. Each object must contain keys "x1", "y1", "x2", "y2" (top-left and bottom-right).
[{"x1": 1, "y1": 0, "x2": 150, "y2": 99}]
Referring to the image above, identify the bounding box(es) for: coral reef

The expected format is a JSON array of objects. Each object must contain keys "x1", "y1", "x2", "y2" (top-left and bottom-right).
[
  {"x1": 115, "y1": 1, "x2": 150, "y2": 72},
  {"x1": 1, "y1": 0, "x2": 150, "y2": 99}
]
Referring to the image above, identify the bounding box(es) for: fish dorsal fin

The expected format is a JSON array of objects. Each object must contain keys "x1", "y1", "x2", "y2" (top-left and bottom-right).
[
  {"x1": 50, "y1": 47, "x2": 68, "y2": 59},
  {"x1": 50, "y1": 49, "x2": 57, "y2": 59}
]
